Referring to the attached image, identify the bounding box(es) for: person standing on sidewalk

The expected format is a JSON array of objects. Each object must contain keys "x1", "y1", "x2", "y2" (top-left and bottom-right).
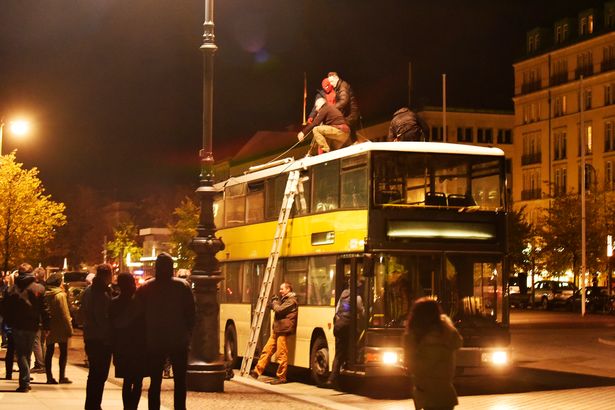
[
  {"x1": 44, "y1": 272, "x2": 73, "y2": 385},
  {"x1": 30, "y1": 267, "x2": 47, "y2": 375},
  {"x1": 1, "y1": 271, "x2": 17, "y2": 380},
  {"x1": 136, "y1": 252, "x2": 195, "y2": 410},
  {"x1": 81, "y1": 263, "x2": 113, "y2": 409},
  {"x1": 3, "y1": 263, "x2": 50, "y2": 392},
  {"x1": 250, "y1": 282, "x2": 298, "y2": 385},
  {"x1": 404, "y1": 297, "x2": 463, "y2": 410},
  {"x1": 110, "y1": 272, "x2": 145, "y2": 410}
]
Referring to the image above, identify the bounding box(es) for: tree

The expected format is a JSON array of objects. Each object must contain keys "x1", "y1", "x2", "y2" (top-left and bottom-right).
[
  {"x1": 539, "y1": 192, "x2": 607, "y2": 286},
  {"x1": 0, "y1": 153, "x2": 66, "y2": 272},
  {"x1": 507, "y1": 205, "x2": 535, "y2": 274},
  {"x1": 106, "y1": 221, "x2": 142, "y2": 272},
  {"x1": 168, "y1": 197, "x2": 198, "y2": 269}
]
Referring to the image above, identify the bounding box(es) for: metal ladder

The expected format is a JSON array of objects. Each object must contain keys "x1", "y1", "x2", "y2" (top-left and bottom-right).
[{"x1": 239, "y1": 170, "x2": 301, "y2": 376}]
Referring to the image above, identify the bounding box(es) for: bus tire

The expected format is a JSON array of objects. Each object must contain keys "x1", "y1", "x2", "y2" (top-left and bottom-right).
[
  {"x1": 224, "y1": 324, "x2": 239, "y2": 368},
  {"x1": 310, "y1": 335, "x2": 329, "y2": 386}
]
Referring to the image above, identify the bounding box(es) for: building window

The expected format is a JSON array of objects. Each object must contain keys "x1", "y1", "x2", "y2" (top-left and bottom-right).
[
  {"x1": 457, "y1": 127, "x2": 472, "y2": 143},
  {"x1": 522, "y1": 169, "x2": 541, "y2": 200},
  {"x1": 522, "y1": 132, "x2": 541, "y2": 165},
  {"x1": 554, "y1": 95, "x2": 567, "y2": 116},
  {"x1": 430, "y1": 126, "x2": 443, "y2": 142},
  {"x1": 576, "y1": 51, "x2": 594, "y2": 78},
  {"x1": 607, "y1": 5, "x2": 615, "y2": 28},
  {"x1": 554, "y1": 131, "x2": 567, "y2": 160},
  {"x1": 578, "y1": 163, "x2": 595, "y2": 192},
  {"x1": 580, "y1": 17, "x2": 588, "y2": 35},
  {"x1": 606, "y1": 120, "x2": 615, "y2": 152},
  {"x1": 497, "y1": 129, "x2": 512, "y2": 144},
  {"x1": 584, "y1": 89, "x2": 592, "y2": 109},
  {"x1": 606, "y1": 84, "x2": 614, "y2": 105},
  {"x1": 606, "y1": 161, "x2": 615, "y2": 191},
  {"x1": 554, "y1": 168, "x2": 567, "y2": 197},
  {"x1": 578, "y1": 124, "x2": 593, "y2": 156},
  {"x1": 477, "y1": 128, "x2": 493, "y2": 144}
]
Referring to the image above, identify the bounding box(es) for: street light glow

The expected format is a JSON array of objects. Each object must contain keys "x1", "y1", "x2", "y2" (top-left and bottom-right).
[{"x1": 9, "y1": 119, "x2": 31, "y2": 136}]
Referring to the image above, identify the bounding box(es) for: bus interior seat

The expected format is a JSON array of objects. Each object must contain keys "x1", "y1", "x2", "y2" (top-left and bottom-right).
[
  {"x1": 425, "y1": 191, "x2": 447, "y2": 206},
  {"x1": 447, "y1": 194, "x2": 476, "y2": 207}
]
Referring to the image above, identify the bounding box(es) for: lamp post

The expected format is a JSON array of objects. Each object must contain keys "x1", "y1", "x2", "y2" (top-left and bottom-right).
[
  {"x1": 580, "y1": 75, "x2": 587, "y2": 317},
  {"x1": 186, "y1": 0, "x2": 226, "y2": 392},
  {"x1": 0, "y1": 118, "x2": 31, "y2": 156}
]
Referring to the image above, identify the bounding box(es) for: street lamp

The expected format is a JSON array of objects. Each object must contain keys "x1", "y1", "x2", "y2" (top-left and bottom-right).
[
  {"x1": 0, "y1": 118, "x2": 31, "y2": 156},
  {"x1": 185, "y1": 0, "x2": 226, "y2": 392}
]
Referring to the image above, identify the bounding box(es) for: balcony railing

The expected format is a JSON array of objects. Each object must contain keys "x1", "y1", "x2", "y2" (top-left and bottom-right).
[
  {"x1": 550, "y1": 72, "x2": 568, "y2": 86},
  {"x1": 521, "y1": 189, "x2": 542, "y2": 200},
  {"x1": 522, "y1": 152, "x2": 542, "y2": 165},
  {"x1": 520, "y1": 80, "x2": 542, "y2": 95},
  {"x1": 575, "y1": 65, "x2": 594, "y2": 79}
]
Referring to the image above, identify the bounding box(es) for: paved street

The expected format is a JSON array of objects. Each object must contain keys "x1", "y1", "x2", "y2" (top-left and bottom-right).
[{"x1": 2, "y1": 310, "x2": 615, "y2": 409}]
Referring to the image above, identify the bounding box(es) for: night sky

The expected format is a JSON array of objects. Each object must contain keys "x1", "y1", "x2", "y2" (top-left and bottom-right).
[{"x1": 0, "y1": 0, "x2": 601, "y2": 202}]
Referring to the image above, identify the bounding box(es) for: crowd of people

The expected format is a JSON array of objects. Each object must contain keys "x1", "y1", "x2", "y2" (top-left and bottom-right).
[{"x1": 0, "y1": 253, "x2": 195, "y2": 410}]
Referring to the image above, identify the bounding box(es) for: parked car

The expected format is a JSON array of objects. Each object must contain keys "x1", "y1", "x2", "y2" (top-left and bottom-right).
[
  {"x1": 567, "y1": 287, "x2": 615, "y2": 313},
  {"x1": 532, "y1": 280, "x2": 576, "y2": 310}
]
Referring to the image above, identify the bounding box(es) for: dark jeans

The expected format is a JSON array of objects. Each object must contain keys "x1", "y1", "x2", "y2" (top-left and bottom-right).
[
  {"x1": 327, "y1": 326, "x2": 349, "y2": 384},
  {"x1": 84, "y1": 339, "x2": 112, "y2": 410},
  {"x1": 13, "y1": 328, "x2": 36, "y2": 388},
  {"x1": 148, "y1": 348, "x2": 188, "y2": 410},
  {"x1": 122, "y1": 376, "x2": 143, "y2": 410},
  {"x1": 4, "y1": 328, "x2": 15, "y2": 379},
  {"x1": 45, "y1": 341, "x2": 68, "y2": 380}
]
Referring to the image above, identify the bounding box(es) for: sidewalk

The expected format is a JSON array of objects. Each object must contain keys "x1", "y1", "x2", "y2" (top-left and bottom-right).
[{"x1": 0, "y1": 358, "x2": 170, "y2": 410}]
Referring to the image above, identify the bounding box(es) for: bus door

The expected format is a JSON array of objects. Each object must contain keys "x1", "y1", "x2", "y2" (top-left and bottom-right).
[
  {"x1": 336, "y1": 256, "x2": 368, "y2": 368},
  {"x1": 250, "y1": 261, "x2": 271, "y2": 349}
]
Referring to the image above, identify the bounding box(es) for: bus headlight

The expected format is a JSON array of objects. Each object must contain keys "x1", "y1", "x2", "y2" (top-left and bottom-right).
[
  {"x1": 482, "y1": 350, "x2": 509, "y2": 366},
  {"x1": 382, "y1": 351, "x2": 398, "y2": 365},
  {"x1": 364, "y1": 348, "x2": 403, "y2": 365}
]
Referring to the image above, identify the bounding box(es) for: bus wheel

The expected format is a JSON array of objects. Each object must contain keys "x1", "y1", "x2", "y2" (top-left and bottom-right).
[
  {"x1": 224, "y1": 324, "x2": 239, "y2": 368},
  {"x1": 310, "y1": 335, "x2": 329, "y2": 386}
]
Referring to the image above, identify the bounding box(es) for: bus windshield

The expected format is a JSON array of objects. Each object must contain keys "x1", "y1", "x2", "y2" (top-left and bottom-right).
[
  {"x1": 369, "y1": 253, "x2": 503, "y2": 328},
  {"x1": 373, "y1": 152, "x2": 504, "y2": 210}
]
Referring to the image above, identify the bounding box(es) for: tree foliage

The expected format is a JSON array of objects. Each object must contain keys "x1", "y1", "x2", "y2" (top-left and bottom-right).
[
  {"x1": 106, "y1": 221, "x2": 142, "y2": 271},
  {"x1": 168, "y1": 197, "x2": 198, "y2": 269},
  {"x1": 539, "y1": 192, "x2": 608, "y2": 284},
  {"x1": 508, "y1": 206, "x2": 535, "y2": 274},
  {"x1": 0, "y1": 153, "x2": 66, "y2": 271}
]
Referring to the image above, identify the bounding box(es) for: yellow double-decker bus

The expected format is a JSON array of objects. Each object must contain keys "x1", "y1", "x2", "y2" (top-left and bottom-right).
[{"x1": 215, "y1": 141, "x2": 511, "y2": 385}]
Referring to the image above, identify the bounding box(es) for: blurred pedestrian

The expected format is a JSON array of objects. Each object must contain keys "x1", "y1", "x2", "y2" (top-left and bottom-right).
[
  {"x1": 81, "y1": 263, "x2": 113, "y2": 409},
  {"x1": 136, "y1": 253, "x2": 195, "y2": 410},
  {"x1": 405, "y1": 297, "x2": 463, "y2": 410},
  {"x1": 44, "y1": 272, "x2": 73, "y2": 384},
  {"x1": 387, "y1": 107, "x2": 428, "y2": 142},
  {"x1": 250, "y1": 282, "x2": 298, "y2": 385},
  {"x1": 30, "y1": 267, "x2": 48, "y2": 374},
  {"x1": 1, "y1": 271, "x2": 17, "y2": 379},
  {"x1": 110, "y1": 273, "x2": 145, "y2": 410},
  {"x1": 3, "y1": 263, "x2": 50, "y2": 392}
]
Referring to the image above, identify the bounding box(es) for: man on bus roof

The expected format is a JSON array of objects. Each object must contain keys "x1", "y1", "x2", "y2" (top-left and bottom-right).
[{"x1": 297, "y1": 97, "x2": 351, "y2": 155}]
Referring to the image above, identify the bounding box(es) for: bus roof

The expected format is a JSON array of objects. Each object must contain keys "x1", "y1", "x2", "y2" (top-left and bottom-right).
[{"x1": 213, "y1": 141, "x2": 505, "y2": 190}]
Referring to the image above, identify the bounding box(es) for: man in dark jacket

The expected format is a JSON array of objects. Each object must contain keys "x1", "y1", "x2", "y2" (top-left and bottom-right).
[
  {"x1": 136, "y1": 252, "x2": 195, "y2": 410},
  {"x1": 327, "y1": 72, "x2": 361, "y2": 138},
  {"x1": 3, "y1": 263, "x2": 50, "y2": 392},
  {"x1": 387, "y1": 107, "x2": 429, "y2": 142},
  {"x1": 250, "y1": 282, "x2": 298, "y2": 385},
  {"x1": 81, "y1": 263, "x2": 113, "y2": 409},
  {"x1": 298, "y1": 98, "x2": 351, "y2": 155}
]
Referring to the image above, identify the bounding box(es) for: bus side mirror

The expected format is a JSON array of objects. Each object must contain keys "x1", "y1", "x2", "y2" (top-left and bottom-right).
[{"x1": 363, "y1": 254, "x2": 375, "y2": 277}]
